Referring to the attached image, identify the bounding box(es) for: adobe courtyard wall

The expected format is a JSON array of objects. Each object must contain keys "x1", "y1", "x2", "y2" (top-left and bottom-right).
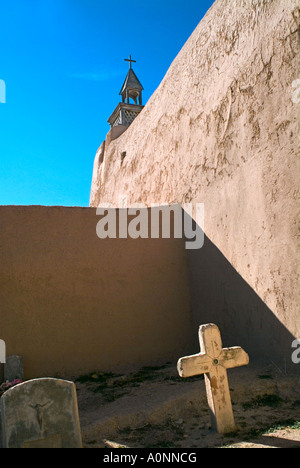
[{"x1": 0, "y1": 205, "x2": 193, "y2": 379}]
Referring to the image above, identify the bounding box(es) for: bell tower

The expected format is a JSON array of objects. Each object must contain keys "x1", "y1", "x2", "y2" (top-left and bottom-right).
[{"x1": 107, "y1": 55, "x2": 144, "y2": 132}]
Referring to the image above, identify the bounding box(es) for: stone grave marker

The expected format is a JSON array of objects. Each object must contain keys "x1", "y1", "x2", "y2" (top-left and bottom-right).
[
  {"x1": 0, "y1": 340, "x2": 5, "y2": 364},
  {"x1": 1, "y1": 378, "x2": 82, "y2": 448},
  {"x1": 177, "y1": 323, "x2": 249, "y2": 434},
  {"x1": 0, "y1": 340, "x2": 5, "y2": 384},
  {"x1": 4, "y1": 355, "x2": 23, "y2": 382}
]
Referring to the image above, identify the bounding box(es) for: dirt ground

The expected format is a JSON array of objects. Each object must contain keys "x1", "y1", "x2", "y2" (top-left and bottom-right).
[
  {"x1": 0, "y1": 360, "x2": 299, "y2": 448},
  {"x1": 75, "y1": 360, "x2": 300, "y2": 449}
]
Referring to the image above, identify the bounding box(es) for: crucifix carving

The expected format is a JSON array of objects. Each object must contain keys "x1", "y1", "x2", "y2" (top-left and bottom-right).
[
  {"x1": 177, "y1": 323, "x2": 249, "y2": 434},
  {"x1": 29, "y1": 401, "x2": 51, "y2": 433},
  {"x1": 124, "y1": 55, "x2": 136, "y2": 69}
]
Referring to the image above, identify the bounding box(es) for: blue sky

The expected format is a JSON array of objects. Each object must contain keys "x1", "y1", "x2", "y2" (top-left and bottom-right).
[{"x1": 0, "y1": 0, "x2": 215, "y2": 207}]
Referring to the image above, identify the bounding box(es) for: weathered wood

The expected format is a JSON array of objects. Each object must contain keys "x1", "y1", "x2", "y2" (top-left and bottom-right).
[{"x1": 177, "y1": 323, "x2": 249, "y2": 434}]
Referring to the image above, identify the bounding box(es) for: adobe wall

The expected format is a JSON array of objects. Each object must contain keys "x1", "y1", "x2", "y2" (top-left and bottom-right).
[
  {"x1": 0, "y1": 206, "x2": 193, "y2": 379},
  {"x1": 90, "y1": 0, "x2": 300, "y2": 358}
]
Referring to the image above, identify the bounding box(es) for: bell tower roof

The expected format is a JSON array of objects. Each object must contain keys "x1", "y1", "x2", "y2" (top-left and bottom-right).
[
  {"x1": 107, "y1": 55, "x2": 145, "y2": 130},
  {"x1": 119, "y1": 68, "x2": 144, "y2": 96},
  {"x1": 119, "y1": 55, "x2": 144, "y2": 105}
]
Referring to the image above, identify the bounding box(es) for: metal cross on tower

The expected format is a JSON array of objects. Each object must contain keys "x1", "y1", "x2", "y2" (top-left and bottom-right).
[{"x1": 124, "y1": 55, "x2": 136, "y2": 69}]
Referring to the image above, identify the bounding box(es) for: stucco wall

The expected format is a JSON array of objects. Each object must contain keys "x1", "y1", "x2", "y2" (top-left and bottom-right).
[
  {"x1": 90, "y1": 0, "x2": 300, "y2": 348},
  {"x1": 0, "y1": 206, "x2": 193, "y2": 379}
]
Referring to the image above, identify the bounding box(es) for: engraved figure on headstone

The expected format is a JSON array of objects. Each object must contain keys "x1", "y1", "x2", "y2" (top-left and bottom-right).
[{"x1": 1, "y1": 378, "x2": 82, "y2": 448}]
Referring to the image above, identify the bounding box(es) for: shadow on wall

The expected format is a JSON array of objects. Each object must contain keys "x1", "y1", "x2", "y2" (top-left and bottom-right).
[{"x1": 185, "y1": 215, "x2": 297, "y2": 371}]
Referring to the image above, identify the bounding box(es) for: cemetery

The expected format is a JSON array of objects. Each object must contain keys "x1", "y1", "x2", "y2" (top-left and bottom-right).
[{"x1": 0, "y1": 351, "x2": 299, "y2": 448}]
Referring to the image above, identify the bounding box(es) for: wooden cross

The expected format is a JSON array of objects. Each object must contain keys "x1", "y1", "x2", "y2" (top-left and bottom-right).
[
  {"x1": 124, "y1": 55, "x2": 136, "y2": 69},
  {"x1": 177, "y1": 323, "x2": 249, "y2": 434}
]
